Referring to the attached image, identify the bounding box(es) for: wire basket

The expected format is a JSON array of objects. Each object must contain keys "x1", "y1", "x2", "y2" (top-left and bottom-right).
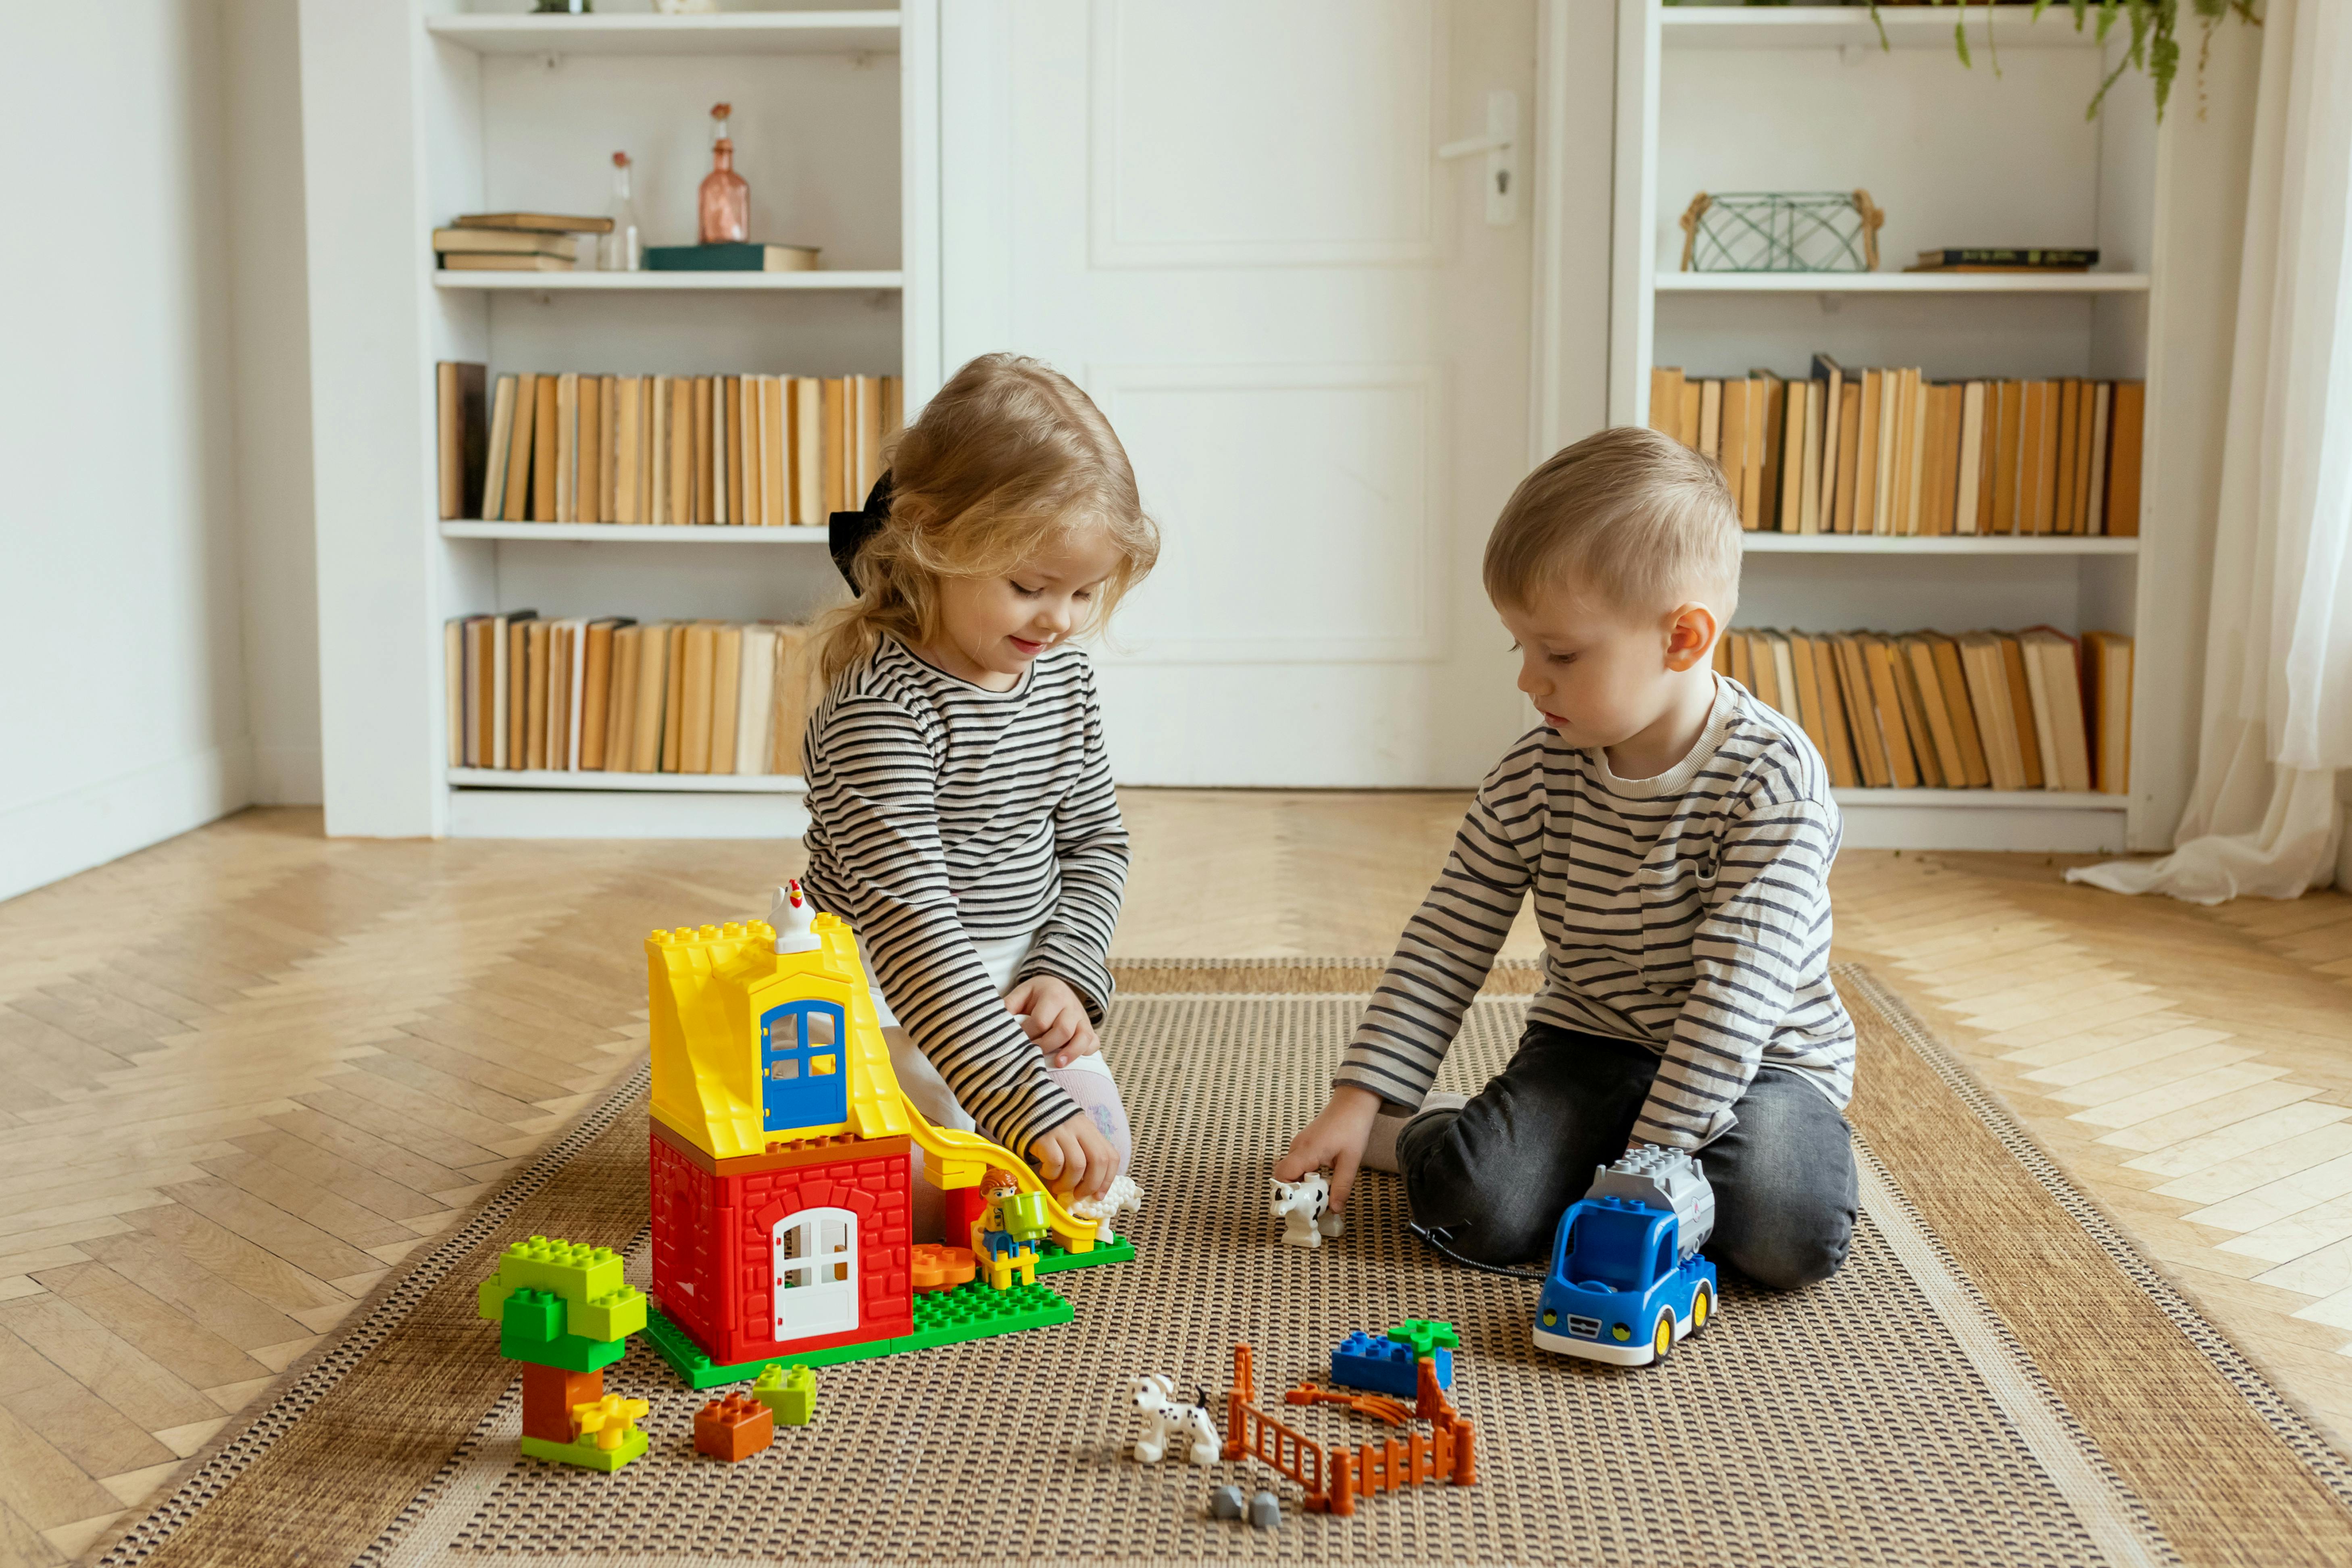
[{"x1": 1679, "y1": 190, "x2": 1885, "y2": 273}]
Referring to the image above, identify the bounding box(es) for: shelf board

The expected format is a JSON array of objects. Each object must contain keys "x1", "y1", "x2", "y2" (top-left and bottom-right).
[
  {"x1": 433, "y1": 269, "x2": 902, "y2": 292},
  {"x1": 1657, "y1": 271, "x2": 2148, "y2": 295},
  {"x1": 424, "y1": 11, "x2": 900, "y2": 57},
  {"x1": 1660, "y1": 4, "x2": 2109, "y2": 52},
  {"x1": 1832, "y1": 788, "x2": 2121, "y2": 812},
  {"x1": 1743, "y1": 534, "x2": 2138, "y2": 556},
  {"x1": 442, "y1": 521, "x2": 829, "y2": 543},
  {"x1": 449, "y1": 768, "x2": 804, "y2": 794}
]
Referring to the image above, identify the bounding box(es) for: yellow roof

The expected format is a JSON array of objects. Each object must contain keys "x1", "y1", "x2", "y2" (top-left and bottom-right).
[{"x1": 646, "y1": 914, "x2": 910, "y2": 1161}]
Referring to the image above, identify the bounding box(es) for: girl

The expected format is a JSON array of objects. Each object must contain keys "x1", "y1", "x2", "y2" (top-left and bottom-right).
[{"x1": 798, "y1": 354, "x2": 1158, "y2": 1204}]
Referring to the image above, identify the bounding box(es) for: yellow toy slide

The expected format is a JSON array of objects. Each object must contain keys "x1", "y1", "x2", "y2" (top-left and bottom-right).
[
  {"x1": 645, "y1": 900, "x2": 1095, "y2": 1253},
  {"x1": 898, "y1": 1097, "x2": 1097, "y2": 1254}
]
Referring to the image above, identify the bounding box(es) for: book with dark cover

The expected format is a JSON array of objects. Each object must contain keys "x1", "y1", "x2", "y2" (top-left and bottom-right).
[
  {"x1": 1915, "y1": 248, "x2": 2098, "y2": 268},
  {"x1": 646, "y1": 242, "x2": 821, "y2": 273}
]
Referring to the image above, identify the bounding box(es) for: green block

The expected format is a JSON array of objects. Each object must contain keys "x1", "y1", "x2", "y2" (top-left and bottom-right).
[
  {"x1": 519, "y1": 1426, "x2": 648, "y2": 1472},
  {"x1": 498, "y1": 1287, "x2": 566, "y2": 1344},
  {"x1": 502, "y1": 1313, "x2": 628, "y2": 1373},
  {"x1": 645, "y1": 1280, "x2": 1077, "y2": 1391},
  {"x1": 491, "y1": 1237, "x2": 627, "y2": 1308},
  {"x1": 1387, "y1": 1318, "x2": 1461, "y2": 1357},
  {"x1": 1033, "y1": 1235, "x2": 1135, "y2": 1274},
  {"x1": 569, "y1": 1288, "x2": 648, "y2": 1343},
  {"x1": 752, "y1": 1362, "x2": 816, "y2": 1426}
]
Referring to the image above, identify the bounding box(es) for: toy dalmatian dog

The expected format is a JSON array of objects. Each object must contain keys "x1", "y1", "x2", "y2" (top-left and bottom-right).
[
  {"x1": 1071, "y1": 1174, "x2": 1143, "y2": 1243},
  {"x1": 1270, "y1": 1169, "x2": 1346, "y2": 1249},
  {"x1": 1127, "y1": 1374, "x2": 1218, "y2": 1465}
]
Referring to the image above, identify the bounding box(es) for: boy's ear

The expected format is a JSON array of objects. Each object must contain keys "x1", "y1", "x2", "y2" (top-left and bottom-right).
[{"x1": 1664, "y1": 602, "x2": 1719, "y2": 673}]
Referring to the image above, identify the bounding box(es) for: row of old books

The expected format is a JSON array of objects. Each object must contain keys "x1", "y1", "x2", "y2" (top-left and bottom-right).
[
  {"x1": 1713, "y1": 626, "x2": 2131, "y2": 795},
  {"x1": 1651, "y1": 358, "x2": 2143, "y2": 537},
  {"x1": 434, "y1": 362, "x2": 902, "y2": 526},
  {"x1": 445, "y1": 613, "x2": 822, "y2": 777}
]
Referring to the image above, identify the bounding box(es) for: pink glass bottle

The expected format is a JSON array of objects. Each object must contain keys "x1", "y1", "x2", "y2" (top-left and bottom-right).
[{"x1": 698, "y1": 102, "x2": 748, "y2": 245}]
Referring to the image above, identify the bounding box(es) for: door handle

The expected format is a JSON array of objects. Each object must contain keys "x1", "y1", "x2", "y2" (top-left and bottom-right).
[{"x1": 1437, "y1": 89, "x2": 1519, "y2": 227}]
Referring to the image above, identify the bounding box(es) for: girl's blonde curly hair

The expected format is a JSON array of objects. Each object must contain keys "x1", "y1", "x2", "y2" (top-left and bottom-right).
[{"x1": 815, "y1": 354, "x2": 1159, "y2": 685}]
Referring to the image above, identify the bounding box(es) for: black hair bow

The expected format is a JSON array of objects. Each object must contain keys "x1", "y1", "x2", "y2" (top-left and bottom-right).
[{"x1": 828, "y1": 472, "x2": 894, "y2": 593}]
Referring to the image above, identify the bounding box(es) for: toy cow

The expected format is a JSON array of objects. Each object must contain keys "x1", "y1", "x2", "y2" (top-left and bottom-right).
[
  {"x1": 1071, "y1": 1174, "x2": 1144, "y2": 1243},
  {"x1": 1270, "y1": 1170, "x2": 1346, "y2": 1249},
  {"x1": 1127, "y1": 1374, "x2": 1218, "y2": 1465}
]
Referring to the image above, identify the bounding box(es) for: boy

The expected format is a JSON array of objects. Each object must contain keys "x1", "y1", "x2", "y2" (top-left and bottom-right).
[{"x1": 1276, "y1": 426, "x2": 1856, "y2": 1290}]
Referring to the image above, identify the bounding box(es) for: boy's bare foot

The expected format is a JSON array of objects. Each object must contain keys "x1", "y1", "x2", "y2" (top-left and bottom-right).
[{"x1": 1361, "y1": 1090, "x2": 1470, "y2": 1175}]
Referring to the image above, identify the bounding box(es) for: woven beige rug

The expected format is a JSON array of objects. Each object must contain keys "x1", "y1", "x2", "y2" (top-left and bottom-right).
[{"x1": 93, "y1": 963, "x2": 2352, "y2": 1568}]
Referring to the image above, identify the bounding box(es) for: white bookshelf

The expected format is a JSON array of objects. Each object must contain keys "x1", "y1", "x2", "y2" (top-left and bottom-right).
[
  {"x1": 440, "y1": 521, "x2": 830, "y2": 544},
  {"x1": 1655, "y1": 271, "x2": 2150, "y2": 295},
  {"x1": 301, "y1": 1, "x2": 939, "y2": 839},
  {"x1": 1611, "y1": 0, "x2": 2203, "y2": 853},
  {"x1": 425, "y1": 11, "x2": 902, "y2": 57},
  {"x1": 432, "y1": 269, "x2": 905, "y2": 292}
]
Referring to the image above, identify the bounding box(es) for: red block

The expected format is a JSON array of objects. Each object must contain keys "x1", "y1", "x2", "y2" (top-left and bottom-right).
[{"x1": 650, "y1": 1122, "x2": 915, "y2": 1369}]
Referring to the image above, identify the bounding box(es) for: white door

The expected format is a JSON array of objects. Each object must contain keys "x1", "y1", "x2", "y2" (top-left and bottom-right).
[
  {"x1": 941, "y1": 0, "x2": 1549, "y2": 785},
  {"x1": 773, "y1": 1207, "x2": 858, "y2": 1338}
]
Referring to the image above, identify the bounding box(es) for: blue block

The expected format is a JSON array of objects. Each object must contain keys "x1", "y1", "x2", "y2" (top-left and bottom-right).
[{"x1": 1330, "y1": 1330, "x2": 1452, "y2": 1398}]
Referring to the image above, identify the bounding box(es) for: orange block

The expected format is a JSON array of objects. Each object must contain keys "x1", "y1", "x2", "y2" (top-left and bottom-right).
[
  {"x1": 694, "y1": 1393, "x2": 773, "y2": 1462},
  {"x1": 910, "y1": 1243, "x2": 977, "y2": 1291},
  {"x1": 521, "y1": 1364, "x2": 603, "y2": 1445}
]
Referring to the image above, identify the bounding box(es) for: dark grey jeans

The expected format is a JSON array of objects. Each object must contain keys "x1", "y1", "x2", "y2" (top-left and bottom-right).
[{"x1": 1397, "y1": 1022, "x2": 1858, "y2": 1290}]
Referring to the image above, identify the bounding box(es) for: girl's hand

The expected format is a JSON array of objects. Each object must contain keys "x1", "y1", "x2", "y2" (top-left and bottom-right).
[
  {"x1": 1030, "y1": 1113, "x2": 1116, "y2": 1202},
  {"x1": 1274, "y1": 1085, "x2": 1385, "y2": 1211},
  {"x1": 1005, "y1": 975, "x2": 1100, "y2": 1068}
]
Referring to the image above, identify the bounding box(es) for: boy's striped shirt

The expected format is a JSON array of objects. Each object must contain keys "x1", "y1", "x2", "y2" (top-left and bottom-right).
[
  {"x1": 801, "y1": 636, "x2": 1126, "y2": 1156},
  {"x1": 1338, "y1": 678, "x2": 1854, "y2": 1149}
]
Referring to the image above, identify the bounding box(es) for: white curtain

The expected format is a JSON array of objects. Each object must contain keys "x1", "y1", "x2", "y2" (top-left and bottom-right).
[{"x1": 2069, "y1": 0, "x2": 2352, "y2": 905}]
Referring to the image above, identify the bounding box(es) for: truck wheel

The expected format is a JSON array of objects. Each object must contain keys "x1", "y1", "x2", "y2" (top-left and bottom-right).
[
  {"x1": 1652, "y1": 1311, "x2": 1674, "y2": 1362},
  {"x1": 1692, "y1": 1284, "x2": 1712, "y2": 1332}
]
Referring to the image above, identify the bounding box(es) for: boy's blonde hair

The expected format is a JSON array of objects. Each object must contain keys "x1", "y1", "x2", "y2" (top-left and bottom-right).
[
  {"x1": 1482, "y1": 425, "x2": 1741, "y2": 620},
  {"x1": 815, "y1": 354, "x2": 1158, "y2": 683}
]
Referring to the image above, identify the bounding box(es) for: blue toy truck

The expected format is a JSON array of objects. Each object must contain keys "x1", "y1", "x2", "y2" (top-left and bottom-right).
[{"x1": 1533, "y1": 1146, "x2": 1718, "y2": 1366}]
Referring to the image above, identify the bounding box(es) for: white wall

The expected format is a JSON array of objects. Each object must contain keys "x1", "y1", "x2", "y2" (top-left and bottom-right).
[
  {"x1": 0, "y1": 0, "x2": 319, "y2": 906},
  {"x1": 228, "y1": 0, "x2": 322, "y2": 806}
]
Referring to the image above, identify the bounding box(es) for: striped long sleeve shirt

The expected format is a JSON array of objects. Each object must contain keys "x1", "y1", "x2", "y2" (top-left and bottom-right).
[
  {"x1": 800, "y1": 637, "x2": 1128, "y2": 1156},
  {"x1": 1338, "y1": 677, "x2": 1854, "y2": 1149}
]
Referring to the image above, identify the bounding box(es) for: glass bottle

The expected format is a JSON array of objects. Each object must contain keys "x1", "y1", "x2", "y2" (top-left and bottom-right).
[
  {"x1": 698, "y1": 102, "x2": 749, "y2": 246},
  {"x1": 600, "y1": 152, "x2": 642, "y2": 271}
]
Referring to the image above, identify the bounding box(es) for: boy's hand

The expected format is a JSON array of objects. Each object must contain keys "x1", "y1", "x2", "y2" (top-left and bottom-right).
[
  {"x1": 1274, "y1": 1085, "x2": 1385, "y2": 1211},
  {"x1": 1005, "y1": 975, "x2": 1100, "y2": 1068},
  {"x1": 1030, "y1": 1113, "x2": 1116, "y2": 1203}
]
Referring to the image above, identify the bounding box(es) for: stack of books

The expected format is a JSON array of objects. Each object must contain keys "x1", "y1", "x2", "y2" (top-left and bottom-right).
[
  {"x1": 436, "y1": 364, "x2": 904, "y2": 525},
  {"x1": 1650, "y1": 356, "x2": 2144, "y2": 537},
  {"x1": 445, "y1": 615, "x2": 822, "y2": 778},
  {"x1": 1715, "y1": 626, "x2": 2132, "y2": 795},
  {"x1": 433, "y1": 212, "x2": 612, "y2": 273}
]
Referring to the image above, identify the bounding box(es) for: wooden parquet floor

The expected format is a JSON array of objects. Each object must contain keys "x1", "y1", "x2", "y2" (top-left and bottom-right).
[{"x1": 0, "y1": 800, "x2": 2346, "y2": 1563}]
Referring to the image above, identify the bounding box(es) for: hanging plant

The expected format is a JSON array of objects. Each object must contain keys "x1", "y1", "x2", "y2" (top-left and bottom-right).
[{"x1": 1865, "y1": 0, "x2": 2262, "y2": 119}]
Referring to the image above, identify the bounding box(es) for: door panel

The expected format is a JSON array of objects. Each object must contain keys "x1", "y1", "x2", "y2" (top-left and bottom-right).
[{"x1": 943, "y1": 0, "x2": 1540, "y2": 785}]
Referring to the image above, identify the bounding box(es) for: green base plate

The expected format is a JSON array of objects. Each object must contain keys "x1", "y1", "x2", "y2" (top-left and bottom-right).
[
  {"x1": 647, "y1": 1278, "x2": 1079, "y2": 1391},
  {"x1": 1035, "y1": 1234, "x2": 1135, "y2": 1273},
  {"x1": 519, "y1": 1426, "x2": 648, "y2": 1472}
]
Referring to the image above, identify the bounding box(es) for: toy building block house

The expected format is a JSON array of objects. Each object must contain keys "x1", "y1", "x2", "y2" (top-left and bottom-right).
[{"x1": 643, "y1": 884, "x2": 1130, "y2": 1388}]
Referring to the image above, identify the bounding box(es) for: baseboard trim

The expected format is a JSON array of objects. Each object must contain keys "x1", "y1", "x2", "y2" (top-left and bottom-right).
[{"x1": 0, "y1": 743, "x2": 253, "y2": 903}]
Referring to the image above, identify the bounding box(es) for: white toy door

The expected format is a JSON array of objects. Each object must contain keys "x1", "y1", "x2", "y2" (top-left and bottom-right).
[
  {"x1": 940, "y1": 0, "x2": 1550, "y2": 786},
  {"x1": 773, "y1": 1206, "x2": 858, "y2": 1339}
]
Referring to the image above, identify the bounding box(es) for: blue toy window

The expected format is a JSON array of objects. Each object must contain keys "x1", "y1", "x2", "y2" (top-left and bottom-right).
[{"x1": 760, "y1": 1001, "x2": 848, "y2": 1133}]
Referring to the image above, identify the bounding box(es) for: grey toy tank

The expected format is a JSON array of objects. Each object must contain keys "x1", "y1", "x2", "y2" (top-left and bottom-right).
[{"x1": 1583, "y1": 1144, "x2": 1715, "y2": 1258}]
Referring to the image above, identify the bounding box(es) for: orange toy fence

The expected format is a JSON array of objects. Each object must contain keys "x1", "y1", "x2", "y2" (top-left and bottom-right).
[{"x1": 1223, "y1": 1343, "x2": 1476, "y2": 1517}]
